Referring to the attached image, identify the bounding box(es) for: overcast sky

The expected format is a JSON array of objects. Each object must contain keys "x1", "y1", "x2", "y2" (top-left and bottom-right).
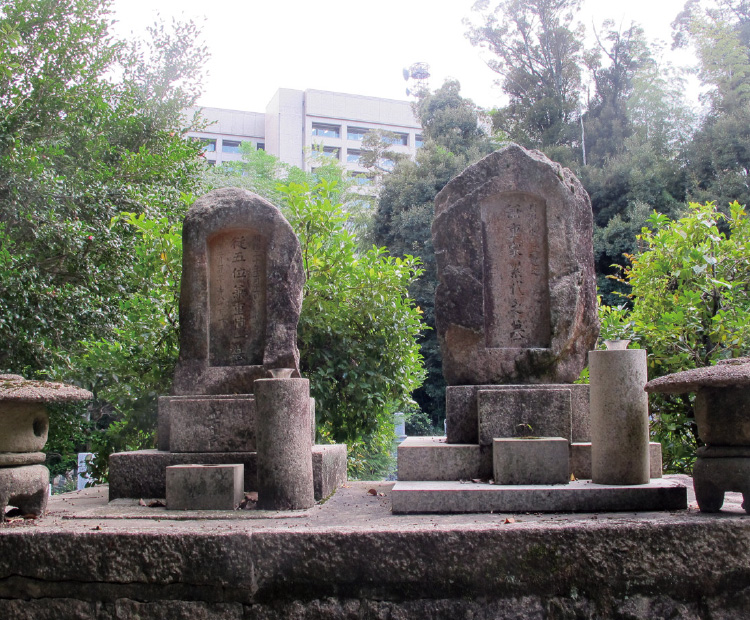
[{"x1": 111, "y1": 0, "x2": 698, "y2": 113}]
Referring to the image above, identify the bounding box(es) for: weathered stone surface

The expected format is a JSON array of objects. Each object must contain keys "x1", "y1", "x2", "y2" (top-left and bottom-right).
[
  {"x1": 0, "y1": 374, "x2": 92, "y2": 403},
  {"x1": 432, "y1": 144, "x2": 598, "y2": 385},
  {"x1": 397, "y1": 437, "x2": 481, "y2": 481},
  {"x1": 168, "y1": 396, "x2": 256, "y2": 453},
  {"x1": 391, "y1": 478, "x2": 686, "y2": 513},
  {"x1": 173, "y1": 188, "x2": 304, "y2": 395},
  {"x1": 590, "y1": 349, "x2": 650, "y2": 485},
  {"x1": 493, "y1": 438, "x2": 569, "y2": 485},
  {"x1": 0, "y1": 402, "x2": 48, "y2": 452},
  {"x1": 166, "y1": 464, "x2": 244, "y2": 511},
  {"x1": 0, "y1": 464, "x2": 48, "y2": 518},
  {"x1": 2, "y1": 481, "x2": 750, "y2": 618},
  {"x1": 0, "y1": 452, "x2": 45, "y2": 467},
  {"x1": 645, "y1": 359, "x2": 750, "y2": 394},
  {"x1": 694, "y1": 386, "x2": 750, "y2": 445},
  {"x1": 571, "y1": 442, "x2": 663, "y2": 480},
  {"x1": 311, "y1": 443, "x2": 347, "y2": 500},
  {"x1": 478, "y1": 388, "x2": 572, "y2": 445},
  {"x1": 447, "y1": 384, "x2": 589, "y2": 445},
  {"x1": 108, "y1": 450, "x2": 258, "y2": 500},
  {"x1": 255, "y1": 378, "x2": 314, "y2": 510},
  {"x1": 109, "y1": 446, "x2": 343, "y2": 501}
]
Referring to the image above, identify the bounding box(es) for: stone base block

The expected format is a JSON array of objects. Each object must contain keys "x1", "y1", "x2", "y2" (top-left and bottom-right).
[
  {"x1": 446, "y1": 384, "x2": 590, "y2": 444},
  {"x1": 397, "y1": 437, "x2": 481, "y2": 481},
  {"x1": 479, "y1": 389, "x2": 572, "y2": 445},
  {"x1": 160, "y1": 395, "x2": 256, "y2": 453},
  {"x1": 109, "y1": 445, "x2": 346, "y2": 502},
  {"x1": 570, "y1": 442, "x2": 663, "y2": 480},
  {"x1": 693, "y1": 456, "x2": 750, "y2": 513},
  {"x1": 391, "y1": 478, "x2": 687, "y2": 514},
  {"x1": 493, "y1": 437, "x2": 569, "y2": 485},
  {"x1": 166, "y1": 464, "x2": 244, "y2": 510},
  {"x1": 312, "y1": 444, "x2": 348, "y2": 499},
  {"x1": 0, "y1": 464, "x2": 49, "y2": 519}
]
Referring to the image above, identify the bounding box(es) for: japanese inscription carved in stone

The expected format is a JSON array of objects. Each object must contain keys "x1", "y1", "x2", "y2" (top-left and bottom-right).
[
  {"x1": 432, "y1": 144, "x2": 598, "y2": 385},
  {"x1": 173, "y1": 188, "x2": 303, "y2": 395}
]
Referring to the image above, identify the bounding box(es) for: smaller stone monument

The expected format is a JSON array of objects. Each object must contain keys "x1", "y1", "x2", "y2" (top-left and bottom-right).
[
  {"x1": 0, "y1": 375, "x2": 92, "y2": 519},
  {"x1": 646, "y1": 358, "x2": 750, "y2": 513},
  {"x1": 108, "y1": 188, "x2": 346, "y2": 507}
]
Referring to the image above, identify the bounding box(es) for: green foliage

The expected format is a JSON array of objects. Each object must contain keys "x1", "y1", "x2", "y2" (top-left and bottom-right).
[
  {"x1": 603, "y1": 202, "x2": 750, "y2": 471},
  {"x1": 0, "y1": 0, "x2": 208, "y2": 480},
  {"x1": 281, "y1": 181, "x2": 426, "y2": 468},
  {"x1": 405, "y1": 409, "x2": 439, "y2": 437},
  {"x1": 466, "y1": 0, "x2": 584, "y2": 149}
]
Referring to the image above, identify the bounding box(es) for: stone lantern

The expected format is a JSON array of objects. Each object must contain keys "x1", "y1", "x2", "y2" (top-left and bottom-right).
[
  {"x1": 0, "y1": 374, "x2": 92, "y2": 520},
  {"x1": 645, "y1": 358, "x2": 750, "y2": 513}
]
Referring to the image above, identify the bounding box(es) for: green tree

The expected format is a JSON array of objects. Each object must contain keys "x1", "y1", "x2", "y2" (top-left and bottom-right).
[
  {"x1": 0, "y1": 0, "x2": 208, "y2": 476},
  {"x1": 466, "y1": 0, "x2": 584, "y2": 151},
  {"x1": 373, "y1": 80, "x2": 498, "y2": 428},
  {"x1": 603, "y1": 202, "x2": 750, "y2": 471},
  {"x1": 282, "y1": 181, "x2": 426, "y2": 477}
]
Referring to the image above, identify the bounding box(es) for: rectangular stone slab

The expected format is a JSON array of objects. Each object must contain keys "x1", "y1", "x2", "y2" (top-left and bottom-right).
[
  {"x1": 390, "y1": 479, "x2": 687, "y2": 514},
  {"x1": 478, "y1": 388, "x2": 572, "y2": 445},
  {"x1": 166, "y1": 464, "x2": 244, "y2": 511},
  {"x1": 493, "y1": 437, "x2": 569, "y2": 485},
  {"x1": 446, "y1": 384, "x2": 589, "y2": 445},
  {"x1": 168, "y1": 396, "x2": 256, "y2": 453},
  {"x1": 397, "y1": 437, "x2": 481, "y2": 481}
]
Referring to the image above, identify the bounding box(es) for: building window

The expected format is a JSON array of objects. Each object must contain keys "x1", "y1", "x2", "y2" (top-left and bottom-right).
[
  {"x1": 199, "y1": 138, "x2": 216, "y2": 152},
  {"x1": 415, "y1": 134, "x2": 424, "y2": 148},
  {"x1": 312, "y1": 123, "x2": 341, "y2": 138},
  {"x1": 347, "y1": 149, "x2": 361, "y2": 164},
  {"x1": 351, "y1": 172, "x2": 373, "y2": 186},
  {"x1": 347, "y1": 127, "x2": 368, "y2": 141},
  {"x1": 256, "y1": 142, "x2": 265, "y2": 151},
  {"x1": 206, "y1": 160, "x2": 216, "y2": 167},
  {"x1": 383, "y1": 132, "x2": 409, "y2": 146},
  {"x1": 222, "y1": 139, "x2": 242, "y2": 153},
  {"x1": 381, "y1": 157, "x2": 396, "y2": 171},
  {"x1": 311, "y1": 145, "x2": 340, "y2": 160}
]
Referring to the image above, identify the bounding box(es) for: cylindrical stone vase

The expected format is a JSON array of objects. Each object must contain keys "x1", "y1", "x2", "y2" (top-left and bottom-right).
[
  {"x1": 590, "y1": 348, "x2": 650, "y2": 485},
  {"x1": 254, "y1": 377, "x2": 314, "y2": 510}
]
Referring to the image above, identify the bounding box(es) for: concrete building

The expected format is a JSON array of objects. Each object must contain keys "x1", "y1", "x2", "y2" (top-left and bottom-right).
[{"x1": 187, "y1": 89, "x2": 423, "y2": 177}]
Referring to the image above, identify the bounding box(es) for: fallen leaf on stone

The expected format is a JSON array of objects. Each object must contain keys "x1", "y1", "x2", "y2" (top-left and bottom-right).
[
  {"x1": 471, "y1": 479, "x2": 483, "y2": 484},
  {"x1": 367, "y1": 488, "x2": 377, "y2": 496},
  {"x1": 459, "y1": 479, "x2": 469, "y2": 484},
  {"x1": 570, "y1": 473, "x2": 577, "y2": 481},
  {"x1": 505, "y1": 518, "x2": 516, "y2": 524},
  {"x1": 92, "y1": 525, "x2": 102, "y2": 530},
  {"x1": 138, "y1": 499, "x2": 147, "y2": 507},
  {"x1": 378, "y1": 492, "x2": 386, "y2": 497},
  {"x1": 148, "y1": 500, "x2": 166, "y2": 508}
]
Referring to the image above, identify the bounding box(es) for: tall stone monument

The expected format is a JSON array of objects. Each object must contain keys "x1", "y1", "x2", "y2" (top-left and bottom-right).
[
  {"x1": 434, "y1": 144, "x2": 598, "y2": 453},
  {"x1": 109, "y1": 188, "x2": 346, "y2": 505},
  {"x1": 392, "y1": 145, "x2": 686, "y2": 513}
]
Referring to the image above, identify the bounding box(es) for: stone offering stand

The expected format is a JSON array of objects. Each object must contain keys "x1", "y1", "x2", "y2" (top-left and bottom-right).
[
  {"x1": 0, "y1": 374, "x2": 91, "y2": 519},
  {"x1": 646, "y1": 358, "x2": 750, "y2": 513},
  {"x1": 392, "y1": 145, "x2": 687, "y2": 513}
]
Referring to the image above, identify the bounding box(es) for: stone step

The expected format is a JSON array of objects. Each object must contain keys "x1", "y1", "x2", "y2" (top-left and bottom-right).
[{"x1": 390, "y1": 479, "x2": 687, "y2": 514}]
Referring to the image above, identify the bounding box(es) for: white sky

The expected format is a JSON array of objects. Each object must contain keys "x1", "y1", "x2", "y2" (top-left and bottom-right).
[{"x1": 111, "y1": 0, "x2": 698, "y2": 113}]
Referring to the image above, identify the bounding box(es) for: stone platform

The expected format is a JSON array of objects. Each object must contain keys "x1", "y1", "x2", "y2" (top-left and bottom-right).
[
  {"x1": 109, "y1": 444, "x2": 347, "y2": 502},
  {"x1": 1, "y1": 477, "x2": 750, "y2": 619},
  {"x1": 391, "y1": 479, "x2": 687, "y2": 514}
]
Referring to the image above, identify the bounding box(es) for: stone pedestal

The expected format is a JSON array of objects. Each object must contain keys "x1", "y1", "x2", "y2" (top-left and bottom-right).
[
  {"x1": 166, "y1": 464, "x2": 244, "y2": 510},
  {"x1": 693, "y1": 447, "x2": 750, "y2": 513},
  {"x1": 590, "y1": 349, "x2": 650, "y2": 485},
  {"x1": 255, "y1": 378, "x2": 315, "y2": 510},
  {"x1": 493, "y1": 438, "x2": 569, "y2": 485}
]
